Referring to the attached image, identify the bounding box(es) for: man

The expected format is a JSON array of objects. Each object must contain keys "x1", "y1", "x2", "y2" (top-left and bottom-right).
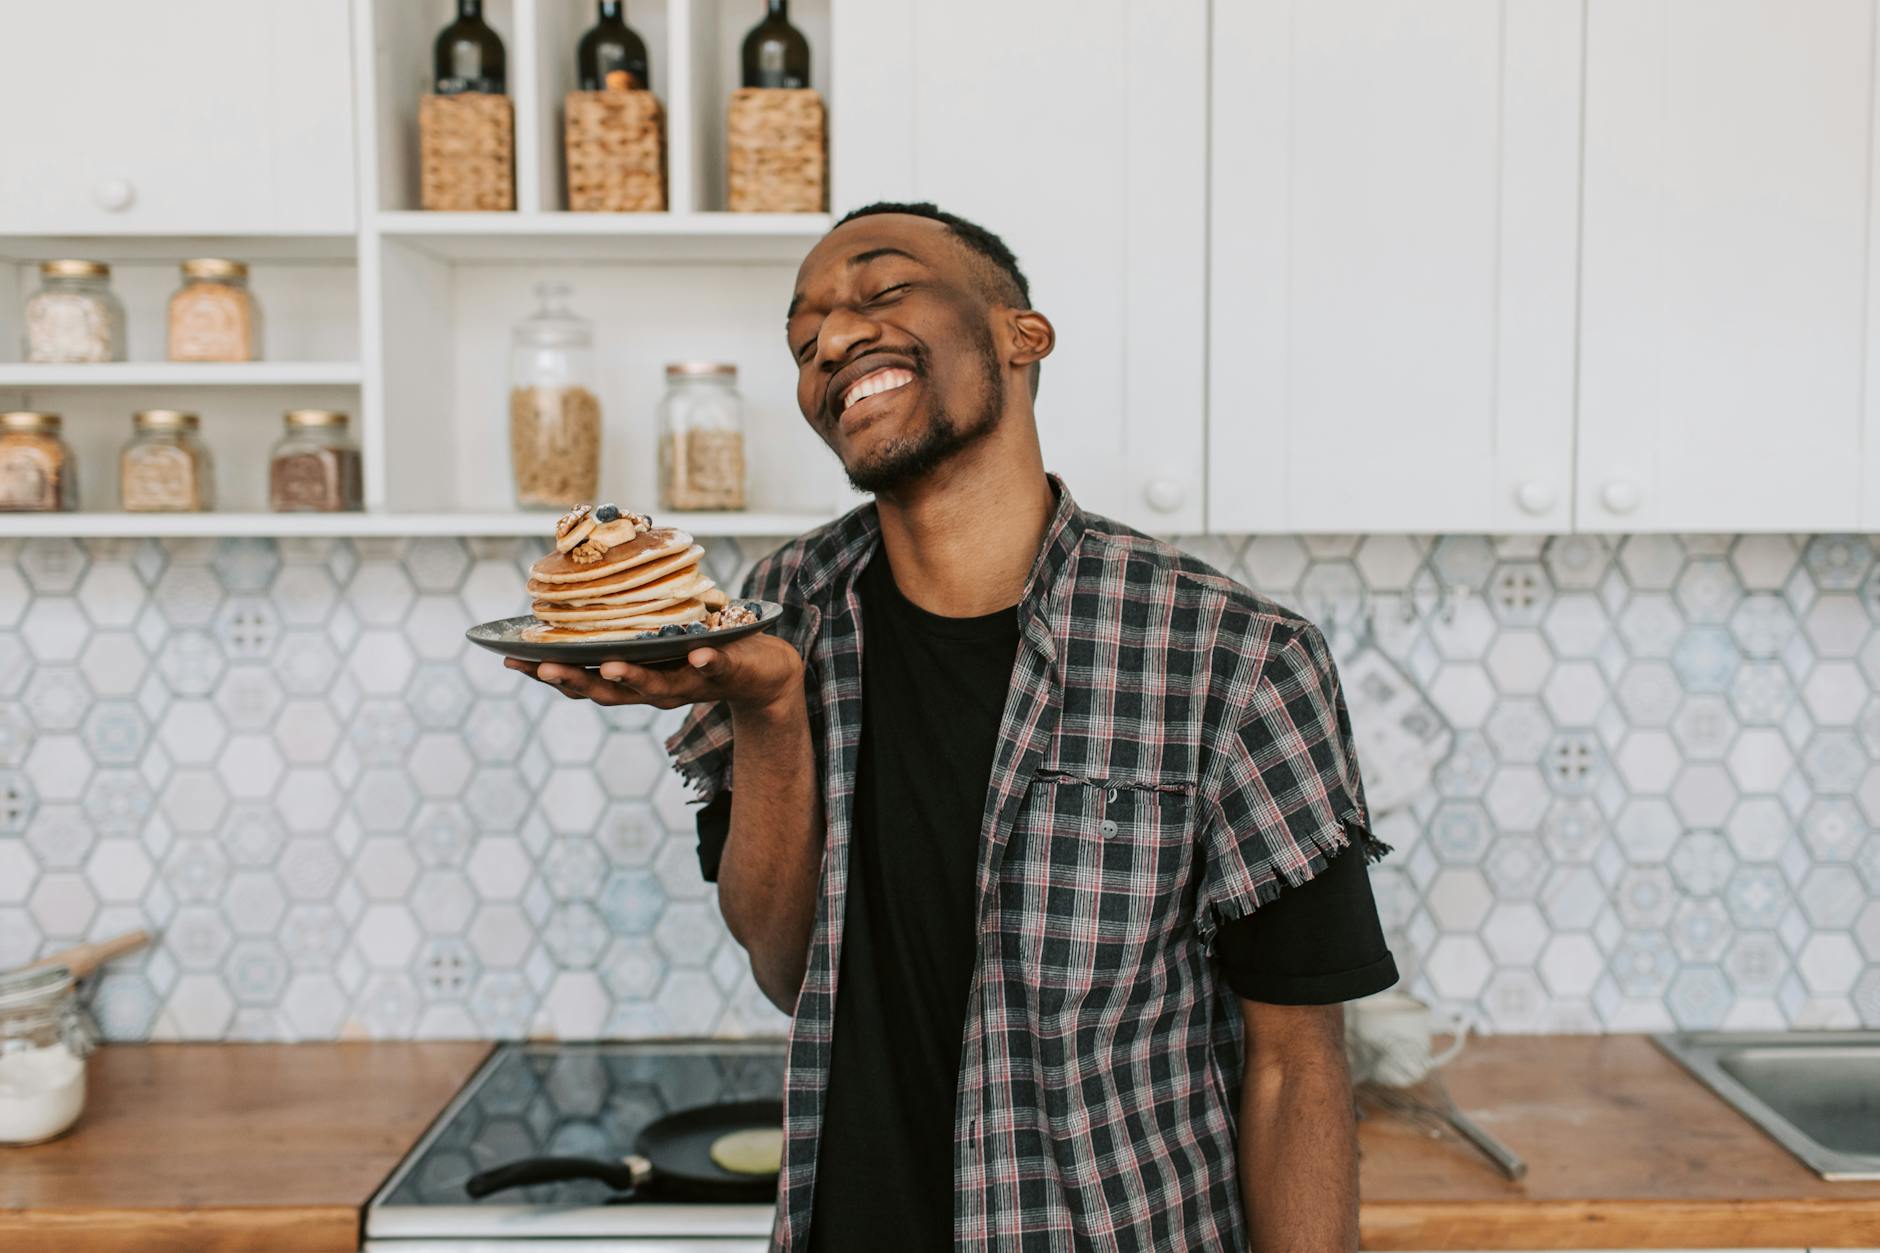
[{"x1": 508, "y1": 202, "x2": 1398, "y2": 1251}]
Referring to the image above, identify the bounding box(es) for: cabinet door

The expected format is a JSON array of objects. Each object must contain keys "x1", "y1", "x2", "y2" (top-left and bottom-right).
[
  {"x1": 831, "y1": 0, "x2": 1207, "y2": 532},
  {"x1": 1209, "y1": 0, "x2": 1582, "y2": 533},
  {"x1": 1579, "y1": 0, "x2": 1872, "y2": 531},
  {"x1": 0, "y1": 0, "x2": 355, "y2": 234}
]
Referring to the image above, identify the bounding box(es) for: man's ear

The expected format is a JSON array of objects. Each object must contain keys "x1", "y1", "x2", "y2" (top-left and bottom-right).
[{"x1": 1007, "y1": 308, "x2": 1055, "y2": 369}]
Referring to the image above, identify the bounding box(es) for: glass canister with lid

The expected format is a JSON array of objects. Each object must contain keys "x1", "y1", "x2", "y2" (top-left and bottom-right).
[
  {"x1": 508, "y1": 282, "x2": 601, "y2": 509},
  {"x1": 0, "y1": 411, "x2": 78, "y2": 512},
  {"x1": 23, "y1": 260, "x2": 126, "y2": 363},
  {"x1": 0, "y1": 965, "x2": 96, "y2": 1145},
  {"x1": 658, "y1": 362, "x2": 746, "y2": 511},
  {"x1": 270, "y1": 408, "x2": 363, "y2": 512},
  {"x1": 167, "y1": 258, "x2": 263, "y2": 362},
  {"x1": 121, "y1": 409, "x2": 215, "y2": 512}
]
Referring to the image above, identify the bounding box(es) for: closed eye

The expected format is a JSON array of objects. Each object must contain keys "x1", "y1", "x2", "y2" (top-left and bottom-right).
[
  {"x1": 866, "y1": 283, "x2": 911, "y2": 305},
  {"x1": 793, "y1": 333, "x2": 818, "y2": 362}
]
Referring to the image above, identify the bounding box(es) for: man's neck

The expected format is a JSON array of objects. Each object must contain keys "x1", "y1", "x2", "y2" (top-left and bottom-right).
[{"x1": 871, "y1": 443, "x2": 1055, "y2": 619}]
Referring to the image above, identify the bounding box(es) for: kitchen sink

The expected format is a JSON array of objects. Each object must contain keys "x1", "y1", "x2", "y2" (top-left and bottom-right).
[{"x1": 1654, "y1": 1030, "x2": 1880, "y2": 1180}]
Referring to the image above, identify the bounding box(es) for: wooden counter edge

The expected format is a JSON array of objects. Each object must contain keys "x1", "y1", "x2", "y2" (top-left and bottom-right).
[
  {"x1": 1360, "y1": 1195, "x2": 1880, "y2": 1250},
  {"x1": 0, "y1": 1204, "x2": 360, "y2": 1253}
]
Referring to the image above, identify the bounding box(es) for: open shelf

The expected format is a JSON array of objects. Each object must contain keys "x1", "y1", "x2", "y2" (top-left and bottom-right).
[
  {"x1": 0, "y1": 362, "x2": 363, "y2": 388},
  {"x1": 0, "y1": 509, "x2": 840, "y2": 539},
  {"x1": 375, "y1": 210, "x2": 829, "y2": 261},
  {"x1": 0, "y1": 235, "x2": 356, "y2": 263}
]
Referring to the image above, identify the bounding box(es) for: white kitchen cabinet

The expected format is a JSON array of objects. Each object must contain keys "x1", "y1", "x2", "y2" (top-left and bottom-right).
[
  {"x1": 830, "y1": 0, "x2": 1209, "y2": 533},
  {"x1": 1578, "y1": 0, "x2": 1874, "y2": 532},
  {"x1": 0, "y1": 0, "x2": 355, "y2": 235},
  {"x1": 1208, "y1": 0, "x2": 1583, "y2": 534}
]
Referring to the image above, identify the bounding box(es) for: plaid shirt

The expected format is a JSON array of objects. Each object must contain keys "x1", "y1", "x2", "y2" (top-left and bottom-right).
[{"x1": 667, "y1": 478, "x2": 1384, "y2": 1250}]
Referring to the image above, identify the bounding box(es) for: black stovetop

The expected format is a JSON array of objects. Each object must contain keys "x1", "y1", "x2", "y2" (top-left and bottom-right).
[{"x1": 376, "y1": 1039, "x2": 787, "y2": 1209}]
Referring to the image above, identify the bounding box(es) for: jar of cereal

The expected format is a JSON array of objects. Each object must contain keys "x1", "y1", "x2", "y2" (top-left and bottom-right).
[{"x1": 23, "y1": 260, "x2": 125, "y2": 363}]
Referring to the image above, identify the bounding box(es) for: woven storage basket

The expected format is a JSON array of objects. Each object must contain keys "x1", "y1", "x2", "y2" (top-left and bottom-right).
[
  {"x1": 726, "y1": 88, "x2": 827, "y2": 213},
  {"x1": 564, "y1": 91, "x2": 667, "y2": 212},
  {"x1": 419, "y1": 92, "x2": 515, "y2": 211}
]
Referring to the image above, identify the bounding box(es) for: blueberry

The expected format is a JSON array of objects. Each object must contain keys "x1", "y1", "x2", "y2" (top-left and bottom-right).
[
  {"x1": 739, "y1": 600, "x2": 764, "y2": 614},
  {"x1": 655, "y1": 624, "x2": 686, "y2": 637},
  {"x1": 594, "y1": 504, "x2": 620, "y2": 522},
  {"x1": 684, "y1": 622, "x2": 710, "y2": 634}
]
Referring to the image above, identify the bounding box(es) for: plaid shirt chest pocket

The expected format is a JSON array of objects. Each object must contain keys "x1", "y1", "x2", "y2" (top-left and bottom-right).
[{"x1": 1003, "y1": 772, "x2": 1201, "y2": 1009}]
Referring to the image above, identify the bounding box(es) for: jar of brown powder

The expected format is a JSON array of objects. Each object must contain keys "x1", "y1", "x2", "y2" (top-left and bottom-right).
[
  {"x1": 0, "y1": 412, "x2": 77, "y2": 512},
  {"x1": 167, "y1": 259, "x2": 263, "y2": 362},
  {"x1": 269, "y1": 409, "x2": 363, "y2": 512},
  {"x1": 120, "y1": 409, "x2": 214, "y2": 512}
]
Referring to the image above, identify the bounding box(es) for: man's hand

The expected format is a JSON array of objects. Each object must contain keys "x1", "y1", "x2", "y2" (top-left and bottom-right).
[{"x1": 504, "y1": 632, "x2": 802, "y2": 715}]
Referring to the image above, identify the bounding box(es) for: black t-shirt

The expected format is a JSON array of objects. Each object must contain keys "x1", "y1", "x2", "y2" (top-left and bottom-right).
[{"x1": 694, "y1": 549, "x2": 1398, "y2": 1250}]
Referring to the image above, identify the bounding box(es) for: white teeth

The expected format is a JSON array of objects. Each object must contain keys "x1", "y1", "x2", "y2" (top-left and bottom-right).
[{"x1": 841, "y1": 367, "x2": 914, "y2": 413}]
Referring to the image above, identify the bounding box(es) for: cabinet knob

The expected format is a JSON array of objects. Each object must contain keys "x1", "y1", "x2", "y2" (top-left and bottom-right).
[
  {"x1": 1143, "y1": 479, "x2": 1185, "y2": 514},
  {"x1": 92, "y1": 177, "x2": 135, "y2": 212},
  {"x1": 1601, "y1": 478, "x2": 1642, "y2": 516},
  {"x1": 1514, "y1": 481, "x2": 1556, "y2": 516}
]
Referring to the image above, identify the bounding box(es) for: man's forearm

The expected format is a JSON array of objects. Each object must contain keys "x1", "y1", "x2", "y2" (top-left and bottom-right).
[
  {"x1": 1238, "y1": 1009, "x2": 1361, "y2": 1252},
  {"x1": 716, "y1": 689, "x2": 823, "y2": 1012}
]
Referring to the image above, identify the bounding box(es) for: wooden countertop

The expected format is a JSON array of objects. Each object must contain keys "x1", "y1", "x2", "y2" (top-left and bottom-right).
[
  {"x1": 1358, "y1": 1033, "x2": 1880, "y2": 1249},
  {"x1": 3, "y1": 1035, "x2": 1877, "y2": 1250},
  {"x1": 0, "y1": 1042, "x2": 491, "y2": 1253}
]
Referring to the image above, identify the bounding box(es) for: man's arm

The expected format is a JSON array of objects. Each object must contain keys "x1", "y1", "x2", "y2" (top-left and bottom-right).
[
  {"x1": 507, "y1": 635, "x2": 822, "y2": 1012},
  {"x1": 1237, "y1": 998, "x2": 1361, "y2": 1253}
]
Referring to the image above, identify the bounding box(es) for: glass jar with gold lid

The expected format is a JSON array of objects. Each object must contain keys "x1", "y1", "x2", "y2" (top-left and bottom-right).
[
  {"x1": 167, "y1": 258, "x2": 262, "y2": 362},
  {"x1": 121, "y1": 409, "x2": 214, "y2": 512},
  {"x1": 269, "y1": 409, "x2": 363, "y2": 513},
  {"x1": 24, "y1": 260, "x2": 125, "y2": 363},
  {"x1": 0, "y1": 412, "x2": 77, "y2": 512}
]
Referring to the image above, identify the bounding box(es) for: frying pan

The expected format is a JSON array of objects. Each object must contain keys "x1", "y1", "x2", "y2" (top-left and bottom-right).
[{"x1": 464, "y1": 1098, "x2": 782, "y2": 1203}]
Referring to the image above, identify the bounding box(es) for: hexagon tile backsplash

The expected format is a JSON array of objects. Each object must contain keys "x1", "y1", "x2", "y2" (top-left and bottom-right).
[{"x1": 2, "y1": 531, "x2": 1879, "y2": 1041}]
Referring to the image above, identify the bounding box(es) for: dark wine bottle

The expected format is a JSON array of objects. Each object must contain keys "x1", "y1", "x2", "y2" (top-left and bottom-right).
[
  {"x1": 740, "y1": 0, "x2": 809, "y2": 89},
  {"x1": 578, "y1": 1, "x2": 650, "y2": 92},
  {"x1": 434, "y1": 0, "x2": 506, "y2": 95}
]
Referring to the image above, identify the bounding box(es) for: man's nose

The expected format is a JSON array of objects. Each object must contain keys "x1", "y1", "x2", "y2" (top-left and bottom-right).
[{"x1": 815, "y1": 307, "x2": 880, "y2": 367}]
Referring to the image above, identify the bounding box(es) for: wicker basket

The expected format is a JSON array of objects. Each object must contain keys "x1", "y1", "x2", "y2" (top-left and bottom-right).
[
  {"x1": 419, "y1": 92, "x2": 515, "y2": 211},
  {"x1": 726, "y1": 88, "x2": 827, "y2": 213},
  {"x1": 564, "y1": 91, "x2": 667, "y2": 212}
]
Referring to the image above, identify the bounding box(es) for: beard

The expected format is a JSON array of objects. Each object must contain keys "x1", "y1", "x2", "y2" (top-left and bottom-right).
[{"x1": 840, "y1": 326, "x2": 1006, "y2": 495}]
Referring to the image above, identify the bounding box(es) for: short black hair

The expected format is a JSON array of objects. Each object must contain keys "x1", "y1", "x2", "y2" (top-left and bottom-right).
[{"x1": 835, "y1": 201, "x2": 1032, "y2": 310}]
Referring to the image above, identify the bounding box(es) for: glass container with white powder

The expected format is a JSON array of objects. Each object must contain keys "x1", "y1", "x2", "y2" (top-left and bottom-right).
[{"x1": 0, "y1": 965, "x2": 95, "y2": 1145}]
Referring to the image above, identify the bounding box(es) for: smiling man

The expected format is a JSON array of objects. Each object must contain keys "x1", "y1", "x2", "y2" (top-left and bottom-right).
[{"x1": 508, "y1": 202, "x2": 1399, "y2": 1251}]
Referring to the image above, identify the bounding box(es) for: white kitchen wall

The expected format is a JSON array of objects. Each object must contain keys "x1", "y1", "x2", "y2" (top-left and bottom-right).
[{"x1": 1, "y1": 527, "x2": 1876, "y2": 1041}]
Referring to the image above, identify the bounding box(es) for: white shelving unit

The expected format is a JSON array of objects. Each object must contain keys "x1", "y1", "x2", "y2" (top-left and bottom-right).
[{"x1": 1, "y1": 0, "x2": 848, "y2": 539}]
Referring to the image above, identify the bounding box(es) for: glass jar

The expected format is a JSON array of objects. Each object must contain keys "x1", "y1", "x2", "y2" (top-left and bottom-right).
[
  {"x1": 23, "y1": 260, "x2": 126, "y2": 363},
  {"x1": 508, "y1": 282, "x2": 601, "y2": 510},
  {"x1": 0, "y1": 411, "x2": 77, "y2": 512},
  {"x1": 167, "y1": 258, "x2": 263, "y2": 362},
  {"x1": 658, "y1": 362, "x2": 746, "y2": 510},
  {"x1": 270, "y1": 409, "x2": 363, "y2": 512},
  {"x1": 121, "y1": 409, "x2": 214, "y2": 512},
  {"x1": 0, "y1": 965, "x2": 96, "y2": 1145}
]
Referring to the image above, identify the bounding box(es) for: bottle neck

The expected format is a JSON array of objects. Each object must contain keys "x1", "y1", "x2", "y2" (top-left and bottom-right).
[
  {"x1": 768, "y1": 0, "x2": 788, "y2": 18},
  {"x1": 459, "y1": 0, "x2": 483, "y2": 18},
  {"x1": 599, "y1": 0, "x2": 623, "y2": 19}
]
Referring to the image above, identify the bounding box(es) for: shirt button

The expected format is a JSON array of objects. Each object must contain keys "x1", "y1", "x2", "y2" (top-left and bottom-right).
[{"x1": 1099, "y1": 818, "x2": 1119, "y2": 838}]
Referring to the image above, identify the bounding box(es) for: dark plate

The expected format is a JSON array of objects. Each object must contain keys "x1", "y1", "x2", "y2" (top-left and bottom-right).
[{"x1": 466, "y1": 600, "x2": 783, "y2": 667}]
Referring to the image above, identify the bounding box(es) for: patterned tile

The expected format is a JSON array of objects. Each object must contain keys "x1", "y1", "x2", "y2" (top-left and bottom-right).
[{"x1": 1, "y1": 532, "x2": 1876, "y2": 1038}]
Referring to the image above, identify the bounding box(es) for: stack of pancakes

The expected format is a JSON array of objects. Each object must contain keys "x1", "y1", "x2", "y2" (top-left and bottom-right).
[{"x1": 521, "y1": 504, "x2": 730, "y2": 642}]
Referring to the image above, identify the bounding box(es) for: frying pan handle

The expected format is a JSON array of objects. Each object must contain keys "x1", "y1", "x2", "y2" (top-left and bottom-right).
[{"x1": 465, "y1": 1153, "x2": 653, "y2": 1199}]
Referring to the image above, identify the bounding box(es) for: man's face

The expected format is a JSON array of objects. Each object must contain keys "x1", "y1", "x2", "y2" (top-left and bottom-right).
[{"x1": 786, "y1": 215, "x2": 1007, "y2": 494}]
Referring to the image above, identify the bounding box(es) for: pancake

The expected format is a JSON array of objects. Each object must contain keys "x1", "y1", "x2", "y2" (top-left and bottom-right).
[
  {"x1": 519, "y1": 598, "x2": 710, "y2": 641},
  {"x1": 549, "y1": 569, "x2": 713, "y2": 608},
  {"x1": 529, "y1": 528, "x2": 693, "y2": 585},
  {"x1": 530, "y1": 594, "x2": 692, "y2": 623},
  {"x1": 527, "y1": 545, "x2": 706, "y2": 602},
  {"x1": 709, "y1": 1127, "x2": 783, "y2": 1176}
]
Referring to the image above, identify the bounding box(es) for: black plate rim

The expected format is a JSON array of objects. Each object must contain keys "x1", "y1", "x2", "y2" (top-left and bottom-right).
[{"x1": 464, "y1": 600, "x2": 784, "y2": 666}]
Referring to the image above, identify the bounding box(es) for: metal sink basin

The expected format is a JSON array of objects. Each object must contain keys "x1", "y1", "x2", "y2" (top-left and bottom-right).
[{"x1": 1654, "y1": 1030, "x2": 1880, "y2": 1180}]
